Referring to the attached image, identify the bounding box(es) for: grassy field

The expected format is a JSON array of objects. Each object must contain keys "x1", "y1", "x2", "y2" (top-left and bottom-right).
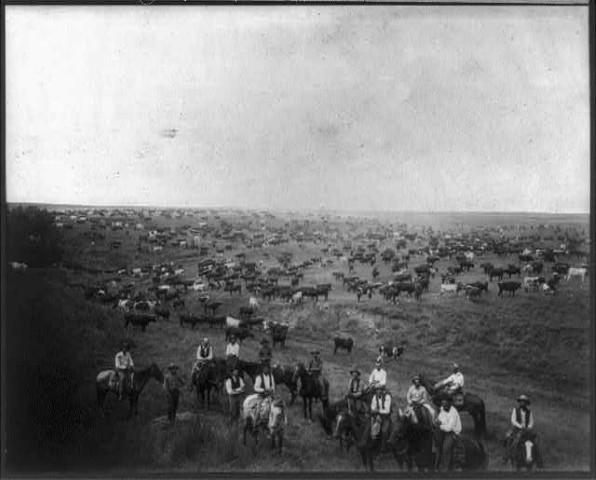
[{"x1": 3, "y1": 209, "x2": 591, "y2": 474}]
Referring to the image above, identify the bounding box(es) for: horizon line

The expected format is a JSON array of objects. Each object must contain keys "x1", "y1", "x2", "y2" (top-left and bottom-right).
[{"x1": 6, "y1": 201, "x2": 590, "y2": 216}]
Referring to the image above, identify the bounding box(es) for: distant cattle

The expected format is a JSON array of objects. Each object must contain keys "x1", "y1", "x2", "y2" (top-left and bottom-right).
[
  {"x1": 488, "y1": 267, "x2": 504, "y2": 282},
  {"x1": 566, "y1": 267, "x2": 587, "y2": 282},
  {"x1": 465, "y1": 286, "x2": 482, "y2": 300},
  {"x1": 504, "y1": 264, "x2": 521, "y2": 278},
  {"x1": 440, "y1": 283, "x2": 463, "y2": 295},
  {"x1": 270, "y1": 323, "x2": 289, "y2": 348},
  {"x1": 179, "y1": 313, "x2": 206, "y2": 329},
  {"x1": 333, "y1": 337, "x2": 354, "y2": 354},
  {"x1": 379, "y1": 343, "x2": 404, "y2": 359},
  {"x1": 124, "y1": 313, "x2": 156, "y2": 331},
  {"x1": 497, "y1": 281, "x2": 521, "y2": 297},
  {"x1": 523, "y1": 276, "x2": 545, "y2": 292},
  {"x1": 10, "y1": 262, "x2": 28, "y2": 272}
]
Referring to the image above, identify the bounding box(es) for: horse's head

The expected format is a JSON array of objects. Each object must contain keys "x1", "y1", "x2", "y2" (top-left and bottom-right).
[
  {"x1": 269, "y1": 400, "x2": 286, "y2": 433},
  {"x1": 292, "y1": 363, "x2": 304, "y2": 382}
]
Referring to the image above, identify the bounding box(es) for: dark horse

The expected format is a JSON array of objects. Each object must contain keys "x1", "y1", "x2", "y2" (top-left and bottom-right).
[
  {"x1": 292, "y1": 363, "x2": 329, "y2": 420},
  {"x1": 419, "y1": 375, "x2": 487, "y2": 437},
  {"x1": 389, "y1": 406, "x2": 436, "y2": 471},
  {"x1": 96, "y1": 363, "x2": 164, "y2": 417},
  {"x1": 508, "y1": 434, "x2": 541, "y2": 471},
  {"x1": 190, "y1": 360, "x2": 226, "y2": 409}
]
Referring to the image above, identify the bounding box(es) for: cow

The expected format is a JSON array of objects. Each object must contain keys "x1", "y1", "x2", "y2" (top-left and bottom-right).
[
  {"x1": 154, "y1": 306, "x2": 170, "y2": 320},
  {"x1": 465, "y1": 286, "x2": 482, "y2": 300},
  {"x1": 124, "y1": 313, "x2": 156, "y2": 331},
  {"x1": 465, "y1": 281, "x2": 489, "y2": 294},
  {"x1": 480, "y1": 262, "x2": 494, "y2": 274},
  {"x1": 271, "y1": 323, "x2": 289, "y2": 348},
  {"x1": 10, "y1": 262, "x2": 28, "y2": 272},
  {"x1": 208, "y1": 315, "x2": 227, "y2": 329},
  {"x1": 504, "y1": 264, "x2": 521, "y2": 278},
  {"x1": 225, "y1": 326, "x2": 254, "y2": 343},
  {"x1": 488, "y1": 267, "x2": 504, "y2": 282},
  {"x1": 333, "y1": 337, "x2": 354, "y2": 354},
  {"x1": 440, "y1": 283, "x2": 463, "y2": 295},
  {"x1": 497, "y1": 281, "x2": 521, "y2": 297},
  {"x1": 566, "y1": 267, "x2": 587, "y2": 282},
  {"x1": 523, "y1": 276, "x2": 544, "y2": 292},
  {"x1": 552, "y1": 263, "x2": 570, "y2": 275},
  {"x1": 179, "y1": 313, "x2": 206, "y2": 329},
  {"x1": 379, "y1": 343, "x2": 404, "y2": 359},
  {"x1": 316, "y1": 284, "x2": 332, "y2": 301}
]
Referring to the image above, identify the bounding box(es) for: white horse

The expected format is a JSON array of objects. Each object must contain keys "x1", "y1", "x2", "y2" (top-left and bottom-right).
[{"x1": 242, "y1": 394, "x2": 287, "y2": 454}]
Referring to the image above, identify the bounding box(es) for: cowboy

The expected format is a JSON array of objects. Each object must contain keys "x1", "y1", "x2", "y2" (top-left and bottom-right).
[
  {"x1": 225, "y1": 334, "x2": 240, "y2": 371},
  {"x1": 370, "y1": 385, "x2": 392, "y2": 452},
  {"x1": 504, "y1": 394, "x2": 544, "y2": 467},
  {"x1": 434, "y1": 397, "x2": 462, "y2": 471},
  {"x1": 347, "y1": 367, "x2": 364, "y2": 415},
  {"x1": 114, "y1": 341, "x2": 134, "y2": 400},
  {"x1": 435, "y1": 363, "x2": 464, "y2": 398},
  {"x1": 407, "y1": 374, "x2": 431, "y2": 423},
  {"x1": 258, "y1": 338, "x2": 272, "y2": 366},
  {"x1": 308, "y1": 350, "x2": 326, "y2": 399},
  {"x1": 368, "y1": 357, "x2": 387, "y2": 390},
  {"x1": 163, "y1": 363, "x2": 185, "y2": 423},
  {"x1": 253, "y1": 361, "x2": 276, "y2": 426},
  {"x1": 225, "y1": 366, "x2": 245, "y2": 424}
]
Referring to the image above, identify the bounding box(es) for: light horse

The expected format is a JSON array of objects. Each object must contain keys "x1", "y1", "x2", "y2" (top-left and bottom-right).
[
  {"x1": 242, "y1": 394, "x2": 287, "y2": 455},
  {"x1": 96, "y1": 363, "x2": 163, "y2": 417}
]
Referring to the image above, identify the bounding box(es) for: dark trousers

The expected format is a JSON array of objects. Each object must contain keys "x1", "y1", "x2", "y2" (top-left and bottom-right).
[
  {"x1": 435, "y1": 430, "x2": 456, "y2": 471},
  {"x1": 229, "y1": 395, "x2": 241, "y2": 423},
  {"x1": 167, "y1": 389, "x2": 180, "y2": 422}
]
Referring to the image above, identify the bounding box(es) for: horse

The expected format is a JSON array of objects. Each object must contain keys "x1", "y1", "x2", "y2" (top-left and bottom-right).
[
  {"x1": 242, "y1": 394, "x2": 287, "y2": 455},
  {"x1": 190, "y1": 361, "x2": 224, "y2": 409},
  {"x1": 292, "y1": 363, "x2": 329, "y2": 421},
  {"x1": 272, "y1": 364, "x2": 298, "y2": 405},
  {"x1": 96, "y1": 363, "x2": 163, "y2": 417},
  {"x1": 390, "y1": 406, "x2": 436, "y2": 471},
  {"x1": 418, "y1": 376, "x2": 486, "y2": 437},
  {"x1": 512, "y1": 436, "x2": 539, "y2": 471}
]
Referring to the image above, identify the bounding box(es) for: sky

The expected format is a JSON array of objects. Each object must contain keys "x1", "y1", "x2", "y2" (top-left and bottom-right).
[{"x1": 5, "y1": 5, "x2": 590, "y2": 213}]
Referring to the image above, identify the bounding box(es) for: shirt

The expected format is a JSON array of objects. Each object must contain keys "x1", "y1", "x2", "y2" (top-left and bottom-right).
[
  {"x1": 438, "y1": 406, "x2": 462, "y2": 434},
  {"x1": 226, "y1": 342, "x2": 240, "y2": 357},
  {"x1": 371, "y1": 393, "x2": 392, "y2": 415},
  {"x1": 369, "y1": 368, "x2": 387, "y2": 388},
  {"x1": 164, "y1": 373, "x2": 185, "y2": 392},
  {"x1": 444, "y1": 372, "x2": 464, "y2": 390},
  {"x1": 253, "y1": 373, "x2": 275, "y2": 393},
  {"x1": 225, "y1": 376, "x2": 245, "y2": 395},
  {"x1": 115, "y1": 351, "x2": 134, "y2": 370},
  {"x1": 309, "y1": 358, "x2": 323, "y2": 373},
  {"x1": 197, "y1": 345, "x2": 213, "y2": 361},
  {"x1": 348, "y1": 378, "x2": 363, "y2": 395},
  {"x1": 407, "y1": 385, "x2": 429, "y2": 405},
  {"x1": 511, "y1": 407, "x2": 534, "y2": 429}
]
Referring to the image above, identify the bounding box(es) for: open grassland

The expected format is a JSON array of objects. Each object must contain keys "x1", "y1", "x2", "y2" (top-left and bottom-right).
[{"x1": 4, "y1": 210, "x2": 592, "y2": 474}]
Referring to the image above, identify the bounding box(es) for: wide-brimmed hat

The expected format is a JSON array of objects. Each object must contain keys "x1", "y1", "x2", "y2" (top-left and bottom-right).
[
  {"x1": 349, "y1": 367, "x2": 361, "y2": 375},
  {"x1": 168, "y1": 363, "x2": 179, "y2": 371},
  {"x1": 452, "y1": 363, "x2": 460, "y2": 370},
  {"x1": 517, "y1": 394, "x2": 530, "y2": 404},
  {"x1": 229, "y1": 334, "x2": 236, "y2": 340},
  {"x1": 203, "y1": 337, "x2": 210, "y2": 343},
  {"x1": 122, "y1": 341, "x2": 130, "y2": 349},
  {"x1": 412, "y1": 375, "x2": 420, "y2": 382}
]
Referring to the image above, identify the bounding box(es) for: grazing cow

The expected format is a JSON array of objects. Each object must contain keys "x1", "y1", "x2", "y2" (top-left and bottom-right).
[
  {"x1": 225, "y1": 326, "x2": 254, "y2": 342},
  {"x1": 465, "y1": 286, "x2": 482, "y2": 300},
  {"x1": 333, "y1": 337, "x2": 354, "y2": 354},
  {"x1": 566, "y1": 267, "x2": 587, "y2": 282},
  {"x1": 480, "y1": 263, "x2": 494, "y2": 274},
  {"x1": 440, "y1": 283, "x2": 463, "y2": 295},
  {"x1": 379, "y1": 343, "x2": 404, "y2": 359},
  {"x1": 504, "y1": 264, "x2": 521, "y2": 278},
  {"x1": 523, "y1": 276, "x2": 544, "y2": 292},
  {"x1": 124, "y1": 313, "x2": 156, "y2": 331},
  {"x1": 208, "y1": 315, "x2": 226, "y2": 329},
  {"x1": 179, "y1": 313, "x2": 205, "y2": 329},
  {"x1": 466, "y1": 281, "x2": 489, "y2": 294},
  {"x1": 552, "y1": 263, "x2": 570, "y2": 275},
  {"x1": 497, "y1": 281, "x2": 521, "y2": 297}
]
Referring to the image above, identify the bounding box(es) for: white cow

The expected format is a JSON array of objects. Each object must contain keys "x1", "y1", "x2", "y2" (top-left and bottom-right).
[
  {"x1": 566, "y1": 267, "x2": 587, "y2": 282},
  {"x1": 226, "y1": 316, "x2": 242, "y2": 328},
  {"x1": 464, "y1": 251, "x2": 475, "y2": 262},
  {"x1": 440, "y1": 283, "x2": 461, "y2": 295},
  {"x1": 10, "y1": 262, "x2": 28, "y2": 272},
  {"x1": 523, "y1": 276, "x2": 542, "y2": 292}
]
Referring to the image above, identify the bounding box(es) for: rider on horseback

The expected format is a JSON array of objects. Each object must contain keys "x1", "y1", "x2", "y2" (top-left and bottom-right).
[
  {"x1": 368, "y1": 357, "x2": 387, "y2": 390},
  {"x1": 407, "y1": 375, "x2": 431, "y2": 423},
  {"x1": 503, "y1": 394, "x2": 544, "y2": 467},
  {"x1": 435, "y1": 363, "x2": 464, "y2": 404},
  {"x1": 308, "y1": 350, "x2": 327, "y2": 400},
  {"x1": 253, "y1": 361, "x2": 276, "y2": 427},
  {"x1": 347, "y1": 367, "x2": 364, "y2": 415},
  {"x1": 370, "y1": 384, "x2": 392, "y2": 452},
  {"x1": 114, "y1": 341, "x2": 134, "y2": 400},
  {"x1": 225, "y1": 334, "x2": 240, "y2": 372}
]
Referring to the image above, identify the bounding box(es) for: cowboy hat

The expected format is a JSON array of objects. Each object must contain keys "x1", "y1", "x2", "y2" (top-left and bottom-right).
[
  {"x1": 168, "y1": 363, "x2": 179, "y2": 370},
  {"x1": 452, "y1": 363, "x2": 460, "y2": 370},
  {"x1": 412, "y1": 375, "x2": 420, "y2": 382},
  {"x1": 349, "y1": 367, "x2": 361, "y2": 375},
  {"x1": 203, "y1": 337, "x2": 210, "y2": 343},
  {"x1": 517, "y1": 394, "x2": 530, "y2": 404}
]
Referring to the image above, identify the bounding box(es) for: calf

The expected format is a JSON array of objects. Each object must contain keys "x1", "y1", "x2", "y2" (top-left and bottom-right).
[{"x1": 333, "y1": 337, "x2": 354, "y2": 354}]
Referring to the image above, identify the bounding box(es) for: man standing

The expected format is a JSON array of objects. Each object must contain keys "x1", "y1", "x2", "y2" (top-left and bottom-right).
[
  {"x1": 434, "y1": 397, "x2": 462, "y2": 471},
  {"x1": 258, "y1": 338, "x2": 272, "y2": 366},
  {"x1": 225, "y1": 366, "x2": 245, "y2": 424},
  {"x1": 368, "y1": 357, "x2": 387, "y2": 390},
  {"x1": 163, "y1": 363, "x2": 185, "y2": 423},
  {"x1": 192, "y1": 337, "x2": 213, "y2": 384},
  {"x1": 308, "y1": 350, "x2": 327, "y2": 400},
  {"x1": 225, "y1": 334, "x2": 240, "y2": 372},
  {"x1": 114, "y1": 341, "x2": 134, "y2": 401},
  {"x1": 370, "y1": 385, "x2": 392, "y2": 452}
]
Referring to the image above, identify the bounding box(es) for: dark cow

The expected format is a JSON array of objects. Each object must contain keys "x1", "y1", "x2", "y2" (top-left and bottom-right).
[
  {"x1": 333, "y1": 337, "x2": 354, "y2": 354},
  {"x1": 154, "y1": 306, "x2": 170, "y2": 320},
  {"x1": 271, "y1": 324, "x2": 289, "y2": 348},
  {"x1": 504, "y1": 264, "x2": 521, "y2": 278},
  {"x1": 208, "y1": 315, "x2": 227, "y2": 329},
  {"x1": 480, "y1": 262, "x2": 494, "y2": 274},
  {"x1": 124, "y1": 313, "x2": 156, "y2": 331},
  {"x1": 497, "y1": 281, "x2": 522, "y2": 297},
  {"x1": 489, "y1": 267, "x2": 504, "y2": 282},
  {"x1": 179, "y1": 313, "x2": 206, "y2": 329},
  {"x1": 225, "y1": 326, "x2": 254, "y2": 343},
  {"x1": 316, "y1": 284, "x2": 332, "y2": 301},
  {"x1": 466, "y1": 281, "x2": 489, "y2": 293},
  {"x1": 379, "y1": 343, "x2": 404, "y2": 359}
]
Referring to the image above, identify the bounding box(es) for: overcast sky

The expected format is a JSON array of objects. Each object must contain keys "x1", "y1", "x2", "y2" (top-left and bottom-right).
[{"x1": 6, "y1": 5, "x2": 590, "y2": 213}]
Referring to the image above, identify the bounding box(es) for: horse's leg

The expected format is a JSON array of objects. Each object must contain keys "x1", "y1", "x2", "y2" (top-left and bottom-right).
[
  {"x1": 278, "y1": 432, "x2": 283, "y2": 454},
  {"x1": 302, "y1": 396, "x2": 307, "y2": 419}
]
